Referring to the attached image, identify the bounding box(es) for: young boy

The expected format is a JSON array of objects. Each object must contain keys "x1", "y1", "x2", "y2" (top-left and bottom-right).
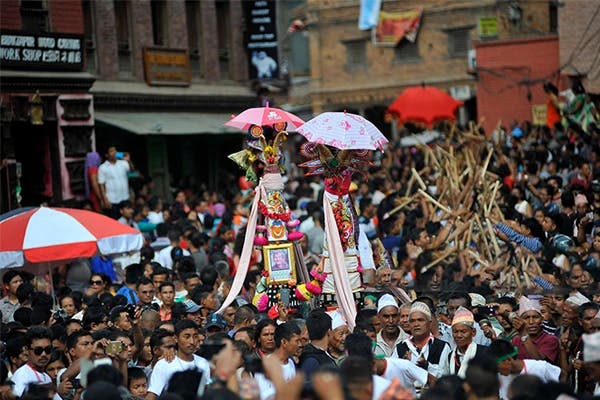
[{"x1": 127, "y1": 367, "x2": 148, "y2": 398}]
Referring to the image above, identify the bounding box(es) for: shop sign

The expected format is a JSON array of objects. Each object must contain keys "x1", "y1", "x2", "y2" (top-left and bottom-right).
[
  {"x1": 449, "y1": 85, "x2": 473, "y2": 101},
  {"x1": 0, "y1": 31, "x2": 84, "y2": 71},
  {"x1": 532, "y1": 104, "x2": 547, "y2": 126},
  {"x1": 478, "y1": 17, "x2": 498, "y2": 38},
  {"x1": 143, "y1": 48, "x2": 191, "y2": 87},
  {"x1": 243, "y1": 0, "x2": 279, "y2": 80}
]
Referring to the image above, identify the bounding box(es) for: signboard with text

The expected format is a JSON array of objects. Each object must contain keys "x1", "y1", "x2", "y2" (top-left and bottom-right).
[
  {"x1": 478, "y1": 17, "x2": 498, "y2": 38},
  {"x1": 143, "y1": 48, "x2": 191, "y2": 87},
  {"x1": 532, "y1": 104, "x2": 547, "y2": 126},
  {"x1": 243, "y1": 0, "x2": 279, "y2": 80},
  {"x1": 0, "y1": 31, "x2": 84, "y2": 71}
]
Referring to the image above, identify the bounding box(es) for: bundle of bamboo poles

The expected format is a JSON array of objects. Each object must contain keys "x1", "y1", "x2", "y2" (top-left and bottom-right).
[{"x1": 386, "y1": 121, "x2": 539, "y2": 291}]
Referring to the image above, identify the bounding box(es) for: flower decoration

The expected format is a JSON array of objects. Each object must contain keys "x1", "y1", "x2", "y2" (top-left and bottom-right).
[{"x1": 252, "y1": 293, "x2": 269, "y2": 312}]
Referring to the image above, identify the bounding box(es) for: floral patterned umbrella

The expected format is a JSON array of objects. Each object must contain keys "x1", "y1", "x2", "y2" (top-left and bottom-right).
[{"x1": 296, "y1": 111, "x2": 388, "y2": 150}]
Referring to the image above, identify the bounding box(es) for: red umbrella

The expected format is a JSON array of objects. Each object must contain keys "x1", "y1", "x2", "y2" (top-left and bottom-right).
[
  {"x1": 387, "y1": 85, "x2": 463, "y2": 126},
  {"x1": 0, "y1": 207, "x2": 143, "y2": 268}
]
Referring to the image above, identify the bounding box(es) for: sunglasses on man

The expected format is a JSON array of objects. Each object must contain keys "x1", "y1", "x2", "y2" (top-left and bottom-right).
[{"x1": 31, "y1": 346, "x2": 53, "y2": 356}]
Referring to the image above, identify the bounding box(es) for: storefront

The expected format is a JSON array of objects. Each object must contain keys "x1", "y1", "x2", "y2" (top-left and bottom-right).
[{"x1": 0, "y1": 31, "x2": 95, "y2": 212}]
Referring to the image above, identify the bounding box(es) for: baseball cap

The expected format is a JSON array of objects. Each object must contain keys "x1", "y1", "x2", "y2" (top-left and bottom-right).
[
  {"x1": 205, "y1": 313, "x2": 226, "y2": 330},
  {"x1": 183, "y1": 299, "x2": 201, "y2": 314}
]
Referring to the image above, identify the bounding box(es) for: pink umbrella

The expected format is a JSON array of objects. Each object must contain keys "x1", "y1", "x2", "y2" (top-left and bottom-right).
[
  {"x1": 0, "y1": 207, "x2": 143, "y2": 268},
  {"x1": 225, "y1": 102, "x2": 305, "y2": 131},
  {"x1": 297, "y1": 111, "x2": 388, "y2": 150}
]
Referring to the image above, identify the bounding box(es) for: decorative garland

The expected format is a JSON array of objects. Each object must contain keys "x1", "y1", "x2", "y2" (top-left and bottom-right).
[{"x1": 258, "y1": 200, "x2": 292, "y2": 222}]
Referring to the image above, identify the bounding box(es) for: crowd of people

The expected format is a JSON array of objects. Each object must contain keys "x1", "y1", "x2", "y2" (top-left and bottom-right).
[{"x1": 1, "y1": 81, "x2": 600, "y2": 400}]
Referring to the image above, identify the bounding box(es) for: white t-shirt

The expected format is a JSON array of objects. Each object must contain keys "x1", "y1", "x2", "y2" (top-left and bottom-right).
[
  {"x1": 156, "y1": 245, "x2": 190, "y2": 269},
  {"x1": 148, "y1": 354, "x2": 210, "y2": 396},
  {"x1": 254, "y1": 357, "x2": 296, "y2": 400},
  {"x1": 12, "y1": 363, "x2": 56, "y2": 398},
  {"x1": 498, "y1": 359, "x2": 560, "y2": 400},
  {"x1": 382, "y1": 358, "x2": 428, "y2": 395},
  {"x1": 98, "y1": 160, "x2": 130, "y2": 204},
  {"x1": 148, "y1": 211, "x2": 164, "y2": 225},
  {"x1": 372, "y1": 374, "x2": 392, "y2": 400}
]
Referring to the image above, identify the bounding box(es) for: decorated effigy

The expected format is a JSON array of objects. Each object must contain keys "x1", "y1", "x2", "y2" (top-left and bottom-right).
[
  {"x1": 217, "y1": 106, "x2": 321, "y2": 316},
  {"x1": 296, "y1": 111, "x2": 389, "y2": 329}
]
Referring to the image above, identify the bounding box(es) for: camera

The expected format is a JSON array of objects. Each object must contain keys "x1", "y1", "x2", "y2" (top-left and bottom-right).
[
  {"x1": 140, "y1": 303, "x2": 159, "y2": 313},
  {"x1": 53, "y1": 308, "x2": 68, "y2": 322},
  {"x1": 243, "y1": 355, "x2": 263, "y2": 374},
  {"x1": 124, "y1": 304, "x2": 136, "y2": 319},
  {"x1": 476, "y1": 305, "x2": 495, "y2": 317}
]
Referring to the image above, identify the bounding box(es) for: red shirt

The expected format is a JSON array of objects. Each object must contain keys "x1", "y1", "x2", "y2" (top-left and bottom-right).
[{"x1": 512, "y1": 331, "x2": 559, "y2": 364}]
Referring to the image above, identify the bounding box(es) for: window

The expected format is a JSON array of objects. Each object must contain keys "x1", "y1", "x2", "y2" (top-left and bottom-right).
[
  {"x1": 393, "y1": 40, "x2": 421, "y2": 64},
  {"x1": 151, "y1": 0, "x2": 166, "y2": 46},
  {"x1": 114, "y1": 0, "x2": 132, "y2": 77},
  {"x1": 20, "y1": 0, "x2": 48, "y2": 32},
  {"x1": 344, "y1": 40, "x2": 367, "y2": 71},
  {"x1": 447, "y1": 28, "x2": 471, "y2": 57},
  {"x1": 186, "y1": 0, "x2": 203, "y2": 79},
  {"x1": 216, "y1": 0, "x2": 231, "y2": 79},
  {"x1": 549, "y1": 2, "x2": 558, "y2": 33},
  {"x1": 82, "y1": 0, "x2": 96, "y2": 74}
]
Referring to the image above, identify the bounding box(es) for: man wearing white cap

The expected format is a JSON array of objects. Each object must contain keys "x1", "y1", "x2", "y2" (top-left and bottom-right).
[
  {"x1": 374, "y1": 294, "x2": 408, "y2": 358},
  {"x1": 327, "y1": 310, "x2": 350, "y2": 364},
  {"x1": 511, "y1": 296, "x2": 559, "y2": 364},
  {"x1": 396, "y1": 301, "x2": 451, "y2": 378},
  {"x1": 583, "y1": 332, "x2": 600, "y2": 395}
]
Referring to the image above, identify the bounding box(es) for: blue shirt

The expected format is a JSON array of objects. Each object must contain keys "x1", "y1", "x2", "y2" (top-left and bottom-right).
[
  {"x1": 117, "y1": 285, "x2": 139, "y2": 305},
  {"x1": 90, "y1": 256, "x2": 117, "y2": 282}
]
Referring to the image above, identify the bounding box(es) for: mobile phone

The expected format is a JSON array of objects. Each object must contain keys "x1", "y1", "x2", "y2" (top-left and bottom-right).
[
  {"x1": 116, "y1": 151, "x2": 124, "y2": 159},
  {"x1": 279, "y1": 288, "x2": 290, "y2": 307},
  {"x1": 105, "y1": 341, "x2": 123, "y2": 355}
]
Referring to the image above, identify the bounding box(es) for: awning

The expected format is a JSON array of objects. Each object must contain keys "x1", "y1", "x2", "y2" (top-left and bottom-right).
[{"x1": 95, "y1": 111, "x2": 242, "y2": 135}]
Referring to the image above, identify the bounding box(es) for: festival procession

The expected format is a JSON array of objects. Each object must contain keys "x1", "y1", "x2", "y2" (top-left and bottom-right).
[{"x1": 1, "y1": 0, "x2": 600, "y2": 399}]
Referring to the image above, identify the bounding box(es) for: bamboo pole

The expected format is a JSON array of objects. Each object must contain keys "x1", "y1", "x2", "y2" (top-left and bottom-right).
[
  {"x1": 405, "y1": 174, "x2": 415, "y2": 197},
  {"x1": 485, "y1": 218, "x2": 502, "y2": 256},
  {"x1": 418, "y1": 189, "x2": 451, "y2": 213},
  {"x1": 411, "y1": 168, "x2": 427, "y2": 191},
  {"x1": 382, "y1": 197, "x2": 413, "y2": 220},
  {"x1": 420, "y1": 247, "x2": 456, "y2": 273},
  {"x1": 480, "y1": 146, "x2": 494, "y2": 181}
]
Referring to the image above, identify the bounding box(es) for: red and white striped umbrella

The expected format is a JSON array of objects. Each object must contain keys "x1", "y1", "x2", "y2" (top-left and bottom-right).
[{"x1": 0, "y1": 207, "x2": 143, "y2": 269}]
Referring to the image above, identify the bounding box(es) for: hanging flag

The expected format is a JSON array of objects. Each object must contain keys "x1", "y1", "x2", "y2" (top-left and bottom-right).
[
  {"x1": 358, "y1": 0, "x2": 382, "y2": 30},
  {"x1": 373, "y1": 8, "x2": 423, "y2": 47}
]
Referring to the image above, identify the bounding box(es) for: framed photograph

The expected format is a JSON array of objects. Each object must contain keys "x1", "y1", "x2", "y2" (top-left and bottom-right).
[{"x1": 263, "y1": 243, "x2": 296, "y2": 284}]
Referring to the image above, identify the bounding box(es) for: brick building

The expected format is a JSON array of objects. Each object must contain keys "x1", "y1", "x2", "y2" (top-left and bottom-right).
[
  {"x1": 87, "y1": 0, "x2": 255, "y2": 198},
  {"x1": 475, "y1": 35, "x2": 559, "y2": 134},
  {"x1": 305, "y1": 0, "x2": 555, "y2": 135},
  {"x1": 558, "y1": 0, "x2": 600, "y2": 93},
  {"x1": 1, "y1": 0, "x2": 258, "y2": 210},
  {"x1": 1, "y1": 0, "x2": 95, "y2": 211}
]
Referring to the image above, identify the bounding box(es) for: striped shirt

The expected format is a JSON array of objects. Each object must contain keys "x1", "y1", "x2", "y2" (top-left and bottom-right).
[{"x1": 495, "y1": 223, "x2": 543, "y2": 253}]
